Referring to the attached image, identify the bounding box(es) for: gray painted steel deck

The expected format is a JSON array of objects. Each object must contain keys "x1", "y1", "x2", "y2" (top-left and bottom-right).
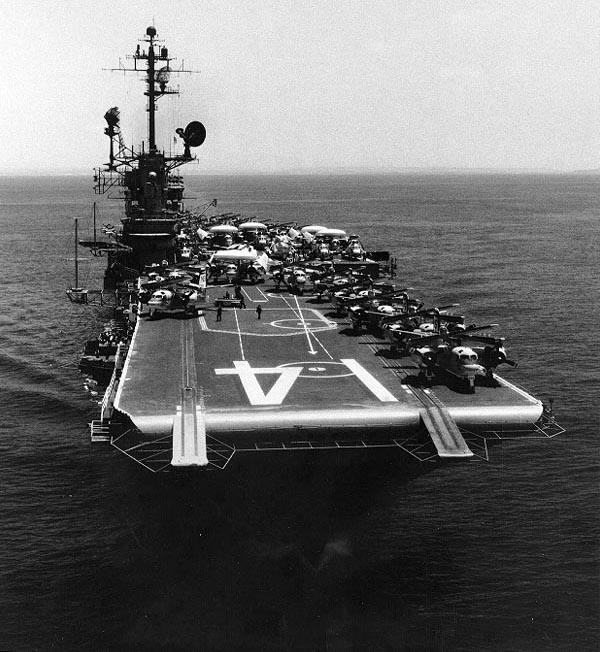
[{"x1": 114, "y1": 284, "x2": 543, "y2": 463}]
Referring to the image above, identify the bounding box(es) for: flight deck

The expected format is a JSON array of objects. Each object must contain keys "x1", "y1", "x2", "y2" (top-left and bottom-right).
[{"x1": 108, "y1": 283, "x2": 547, "y2": 469}]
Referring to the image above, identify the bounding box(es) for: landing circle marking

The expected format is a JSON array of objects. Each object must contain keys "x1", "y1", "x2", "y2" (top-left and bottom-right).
[
  {"x1": 278, "y1": 361, "x2": 353, "y2": 379},
  {"x1": 270, "y1": 318, "x2": 333, "y2": 332}
]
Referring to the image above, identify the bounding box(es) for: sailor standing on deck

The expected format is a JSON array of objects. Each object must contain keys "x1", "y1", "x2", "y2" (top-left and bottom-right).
[
  {"x1": 256, "y1": 305, "x2": 262, "y2": 319},
  {"x1": 216, "y1": 305, "x2": 223, "y2": 321}
]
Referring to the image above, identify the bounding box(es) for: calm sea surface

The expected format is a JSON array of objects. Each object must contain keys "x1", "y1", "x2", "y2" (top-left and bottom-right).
[{"x1": 0, "y1": 174, "x2": 598, "y2": 651}]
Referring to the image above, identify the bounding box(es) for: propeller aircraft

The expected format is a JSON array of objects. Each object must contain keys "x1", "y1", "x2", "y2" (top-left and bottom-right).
[
  {"x1": 401, "y1": 324, "x2": 516, "y2": 392},
  {"x1": 146, "y1": 286, "x2": 201, "y2": 318},
  {"x1": 381, "y1": 305, "x2": 462, "y2": 350},
  {"x1": 346, "y1": 290, "x2": 422, "y2": 331}
]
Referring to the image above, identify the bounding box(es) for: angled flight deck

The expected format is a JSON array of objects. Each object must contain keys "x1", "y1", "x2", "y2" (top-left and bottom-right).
[{"x1": 113, "y1": 284, "x2": 544, "y2": 466}]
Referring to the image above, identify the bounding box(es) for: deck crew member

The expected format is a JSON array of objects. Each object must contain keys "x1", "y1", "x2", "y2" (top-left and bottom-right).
[
  {"x1": 216, "y1": 305, "x2": 223, "y2": 321},
  {"x1": 256, "y1": 305, "x2": 262, "y2": 319}
]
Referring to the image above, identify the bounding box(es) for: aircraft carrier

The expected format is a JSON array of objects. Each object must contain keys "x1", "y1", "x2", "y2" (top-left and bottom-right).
[{"x1": 70, "y1": 27, "x2": 563, "y2": 472}]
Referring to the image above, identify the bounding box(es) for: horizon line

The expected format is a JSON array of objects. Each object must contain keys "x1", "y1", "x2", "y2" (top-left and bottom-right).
[{"x1": 1, "y1": 166, "x2": 599, "y2": 178}]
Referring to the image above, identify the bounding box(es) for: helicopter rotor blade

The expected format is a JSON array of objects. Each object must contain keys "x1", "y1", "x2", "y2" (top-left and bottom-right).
[{"x1": 463, "y1": 323, "x2": 499, "y2": 334}]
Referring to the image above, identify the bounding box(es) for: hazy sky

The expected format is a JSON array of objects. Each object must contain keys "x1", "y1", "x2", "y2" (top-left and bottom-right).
[{"x1": 2, "y1": 0, "x2": 598, "y2": 174}]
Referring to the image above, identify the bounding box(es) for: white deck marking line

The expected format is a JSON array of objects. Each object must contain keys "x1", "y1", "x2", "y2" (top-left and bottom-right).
[
  {"x1": 282, "y1": 296, "x2": 335, "y2": 359},
  {"x1": 280, "y1": 295, "x2": 299, "y2": 316},
  {"x1": 313, "y1": 309, "x2": 337, "y2": 328},
  {"x1": 303, "y1": 308, "x2": 336, "y2": 359},
  {"x1": 293, "y1": 295, "x2": 317, "y2": 355},
  {"x1": 281, "y1": 296, "x2": 314, "y2": 333},
  {"x1": 306, "y1": 316, "x2": 335, "y2": 359},
  {"x1": 233, "y1": 309, "x2": 246, "y2": 361},
  {"x1": 215, "y1": 358, "x2": 400, "y2": 406},
  {"x1": 198, "y1": 315, "x2": 208, "y2": 330},
  {"x1": 279, "y1": 295, "x2": 304, "y2": 325},
  {"x1": 247, "y1": 287, "x2": 269, "y2": 303},
  {"x1": 215, "y1": 361, "x2": 302, "y2": 405},
  {"x1": 341, "y1": 358, "x2": 399, "y2": 402},
  {"x1": 312, "y1": 338, "x2": 334, "y2": 359},
  {"x1": 301, "y1": 308, "x2": 336, "y2": 359},
  {"x1": 495, "y1": 375, "x2": 543, "y2": 404},
  {"x1": 198, "y1": 327, "x2": 325, "y2": 337}
]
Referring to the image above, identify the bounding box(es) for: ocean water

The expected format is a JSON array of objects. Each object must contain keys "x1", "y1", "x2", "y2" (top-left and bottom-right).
[{"x1": 0, "y1": 173, "x2": 597, "y2": 651}]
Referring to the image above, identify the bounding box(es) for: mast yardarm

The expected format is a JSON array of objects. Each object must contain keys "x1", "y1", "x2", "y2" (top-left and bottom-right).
[{"x1": 95, "y1": 26, "x2": 205, "y2": 185}]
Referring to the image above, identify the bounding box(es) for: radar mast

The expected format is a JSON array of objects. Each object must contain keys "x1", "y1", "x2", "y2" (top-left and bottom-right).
[{"x1": 94, "y1": 26, "x2": 206, "y2": 287}]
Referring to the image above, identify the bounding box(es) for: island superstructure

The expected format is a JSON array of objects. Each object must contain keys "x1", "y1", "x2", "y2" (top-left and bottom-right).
[
  {"x1": 93, "y1": 25, "x2": 205, "y2": 289},
  {"x1": 74, "y1": 27, "x2": 563, "y2": 472}
]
